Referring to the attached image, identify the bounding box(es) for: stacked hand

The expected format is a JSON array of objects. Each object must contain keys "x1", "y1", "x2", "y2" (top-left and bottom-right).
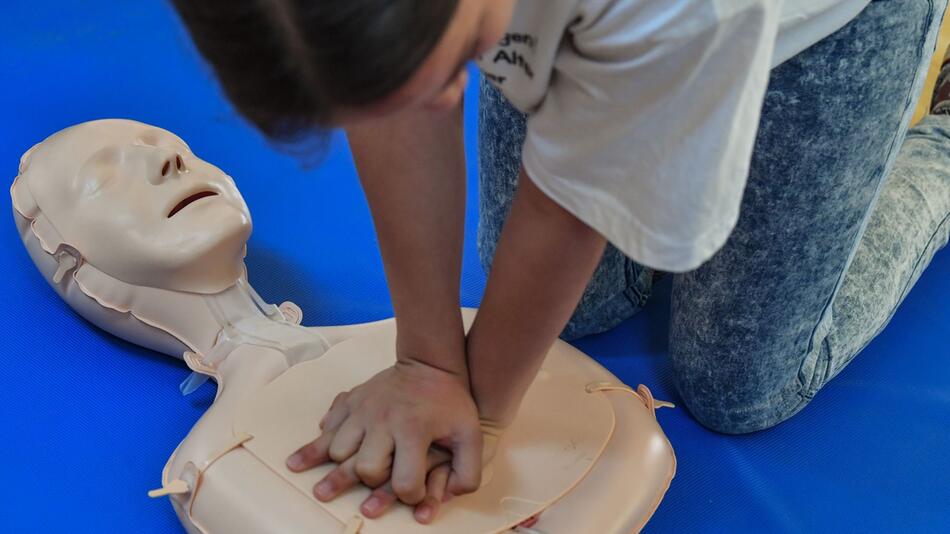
[{"x1": 286, "y1": 358, "x2": 500, "y2": 524}]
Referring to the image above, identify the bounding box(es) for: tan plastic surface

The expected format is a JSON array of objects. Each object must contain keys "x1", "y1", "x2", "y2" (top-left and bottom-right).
[
  {"x1": 12, "y1": 120, "x2": 676, "y2": 534},
  {"x1": 169, "y1": 323, "x2": 676, "y2": 534},
  {"x1": 234, "y1": 325, "x2": 615, "y2": 534}
]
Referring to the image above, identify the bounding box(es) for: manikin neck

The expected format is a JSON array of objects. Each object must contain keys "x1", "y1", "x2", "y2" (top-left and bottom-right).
[
  {"x1": 73, "y1": 264, "x2": 329, "y2": 363},
  {"x1": 168, "y1": 277, "x2": 284, "y2": 356}
]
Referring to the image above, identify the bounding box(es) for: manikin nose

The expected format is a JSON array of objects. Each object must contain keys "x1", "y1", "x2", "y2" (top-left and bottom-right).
[{"x1": 150, "y1": 152, "x2": 187, "y2": 185}]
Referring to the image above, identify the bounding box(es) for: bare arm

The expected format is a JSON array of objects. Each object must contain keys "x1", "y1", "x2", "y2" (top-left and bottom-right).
[
  {"x1": 290, "y1": 103, "x2": 483, "y2": 513},
  {"x1": 467, "y1": 169, "x2": 607, "y2": 426},
  {"x1": 345, "y1": 103, "x2": 468, "y2": 375},
  {"x1": 292, "y1": 121, "x2": 603, "y2": 519}
]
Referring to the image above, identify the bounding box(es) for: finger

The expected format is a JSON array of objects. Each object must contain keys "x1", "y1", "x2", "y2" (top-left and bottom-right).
[
  {"x1": 425, "y1": 445, "x2": 453, "y2": 470},
  {"x1": 286, "y1": 430, "x2": 335, "y2": 472},
  {"x1": 354, "y1": 430, "x2": 395, "y2": 488},
  {"x1": 328, "y1": 417, "x2": 365, "y2": 463},
  {"x1": 414, "y1": 463, "x2": 451, "y2": 524},
  {"x1": 447, "y1": 427, "x2": 483, "y2": 495},
  {"x1": 320, "y1": 393, "x2": 350, "y2": 431},
  {"x1": 391, "y1": 434, "x2": 430, "y2": 505},
  {"x1": 313, "y1": 456, "x2": 360, "y2": 502},
  {"x1": 426, "y1": 462, "x2": 451, "y2": 503},
  {"x1": 360, "y1": 449, "x2": 451, "y2": 520},
  {"x1": 360, "y1": 485, "x2": 398, "y2": 519}
]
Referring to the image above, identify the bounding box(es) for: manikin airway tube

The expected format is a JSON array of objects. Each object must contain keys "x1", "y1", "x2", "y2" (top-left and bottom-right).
[{"x1": 180, "y1": 372, "x2": 208, "y2": 396}]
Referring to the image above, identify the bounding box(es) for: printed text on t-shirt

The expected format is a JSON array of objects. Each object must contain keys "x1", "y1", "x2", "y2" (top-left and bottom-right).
[{"x1": 480, "y1": 32, "x2": 538, "y2": 84}]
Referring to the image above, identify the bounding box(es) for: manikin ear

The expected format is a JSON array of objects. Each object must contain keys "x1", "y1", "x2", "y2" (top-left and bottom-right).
[
  {"x1": 12, "y1": 142, "x2": 43, "y2": 217},
  {"x1": 18, "y1": 142, "x2": 41, "y2": 174},
  {"x1": 11, "y1": 147, "x2": 42, "y2": 221}
]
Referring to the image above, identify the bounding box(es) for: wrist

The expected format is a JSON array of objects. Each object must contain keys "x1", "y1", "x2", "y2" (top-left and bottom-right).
[
  {"x1": 392, "y1": 356, "x2": 470, "y2": 391},
  {"x1": 474, "y1": 397, "x2": 519, "y2": 429},
  {"x1": 395, "y1": 326, "x2": 468, "y2": 379},
  {"x1": 464, "y1": 322, "x2": 532, "y2": 430}
]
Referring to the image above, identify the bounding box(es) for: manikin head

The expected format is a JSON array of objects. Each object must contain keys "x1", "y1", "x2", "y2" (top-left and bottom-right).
[
  {"x1": 13, "y1": 119, "x2": 251, "y2": 294},
  {"x1": 12, "y1": 120, "x2": 257, "y2": 358}
]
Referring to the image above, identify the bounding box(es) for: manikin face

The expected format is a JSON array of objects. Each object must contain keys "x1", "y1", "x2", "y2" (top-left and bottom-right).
[{"x1": 20, "y1": 119, "x2": 252, "y2": 293}]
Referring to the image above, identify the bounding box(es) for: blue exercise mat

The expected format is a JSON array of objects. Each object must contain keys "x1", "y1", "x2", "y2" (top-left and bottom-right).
[{"x1": 1, "y1": 2, "x2": 947, "y2": 532}]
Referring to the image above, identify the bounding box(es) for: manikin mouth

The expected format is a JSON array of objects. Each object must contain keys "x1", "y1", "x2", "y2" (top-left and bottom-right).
[{"x1": 167, "y1": 190, "x2": 219, "y2": 218}]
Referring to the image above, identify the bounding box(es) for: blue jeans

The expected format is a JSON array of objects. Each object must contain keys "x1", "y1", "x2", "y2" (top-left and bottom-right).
[{"x1": 478, "y1": 0, "x2": 950, "y2": 434}]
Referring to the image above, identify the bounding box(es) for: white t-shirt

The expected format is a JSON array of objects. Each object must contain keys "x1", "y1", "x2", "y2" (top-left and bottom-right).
[{"x1": 475, "y1": 0, "x2": 870, "y2": 272}]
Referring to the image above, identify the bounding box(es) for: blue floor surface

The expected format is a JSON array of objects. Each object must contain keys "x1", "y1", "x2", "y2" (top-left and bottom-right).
[{"x1": 1, "y1": 2, "x2": 947, "y2": 532}]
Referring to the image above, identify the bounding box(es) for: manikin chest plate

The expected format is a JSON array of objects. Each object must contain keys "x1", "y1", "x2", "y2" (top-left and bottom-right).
[{"x1": 233, "y1": 326, "x2": 615, "y2": 533}]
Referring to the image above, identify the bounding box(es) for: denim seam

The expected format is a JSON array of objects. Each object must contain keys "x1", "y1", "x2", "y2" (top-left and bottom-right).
[
  {"x1": 702, "y1": 355, "x2": 826, "y2": 432},
  {"x1": 830, "y1": 208, "x2": 950, "y2": 378},
  {"x1": 805, "y1": 337, "x2": 835, "y2": 398},
  {"x1": 622, "y1": 286, "x2": 646, "y2": 310},
  {"x1": 724, "y1": 207, "x2": 947, "y2": 419},
  {"x1": 623, "y1": 261, "x2": 650, "y2": 308},
  {"x1": 794, "y1": 0, "x2": 938, "y2": 396}
]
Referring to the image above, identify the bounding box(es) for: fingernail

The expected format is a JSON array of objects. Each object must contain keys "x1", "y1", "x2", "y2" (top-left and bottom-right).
[
  {"x1": 315, "y1": 480, "x2": 334, "y2": 499},
  {"x1": 286, "y1": 453, "x2": 303, "y2": 470},
  {"x1": 416, "y1": 504, "x2": 432, "y2": 522},
  {"x1": 363, "y1": 496, "x2": 380, "y2": 514}
]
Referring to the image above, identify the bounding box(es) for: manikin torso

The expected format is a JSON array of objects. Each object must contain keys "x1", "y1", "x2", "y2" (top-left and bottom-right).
[{"x1": 11, "y1": 120, "x2": 675, "y2": 533}]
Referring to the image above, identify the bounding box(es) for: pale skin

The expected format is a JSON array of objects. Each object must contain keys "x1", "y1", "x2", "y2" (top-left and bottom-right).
[{"x1": 285, "y1": 0, "x2": 608, "y2": 524}]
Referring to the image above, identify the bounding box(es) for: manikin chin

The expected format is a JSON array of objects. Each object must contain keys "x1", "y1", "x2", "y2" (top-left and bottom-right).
[{"x1": 11, "y1": 119, "x2": 675, "y2": 534}]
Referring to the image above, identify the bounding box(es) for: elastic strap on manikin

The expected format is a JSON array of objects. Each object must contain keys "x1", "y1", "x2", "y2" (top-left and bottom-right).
[{"x1": 585, "y1": 382, "x2": 675, "y2": 414}]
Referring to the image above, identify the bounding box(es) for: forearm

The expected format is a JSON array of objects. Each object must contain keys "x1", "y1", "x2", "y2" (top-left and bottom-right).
[
  {"x1": 466, "y1": 170, "x2": 607, "y2": 426},
  {"x1": 346, "y1": 104, "x2": 468, "y2": 375}
]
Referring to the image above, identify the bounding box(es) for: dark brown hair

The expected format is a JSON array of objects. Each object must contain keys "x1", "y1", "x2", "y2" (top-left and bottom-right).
[{"x1": 172, "y1": 0, "x2": 459, "y2": 146}]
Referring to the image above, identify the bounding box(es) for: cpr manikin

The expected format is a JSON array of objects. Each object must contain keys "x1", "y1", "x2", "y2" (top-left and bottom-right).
[{"x1": 11, "y1": 120, "x2": 675, "y2": 533}]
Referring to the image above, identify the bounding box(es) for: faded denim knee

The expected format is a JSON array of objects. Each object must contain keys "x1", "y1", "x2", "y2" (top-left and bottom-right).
[{"x1": 668, "y1": 336, "x2": 824, "y2": 434}]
